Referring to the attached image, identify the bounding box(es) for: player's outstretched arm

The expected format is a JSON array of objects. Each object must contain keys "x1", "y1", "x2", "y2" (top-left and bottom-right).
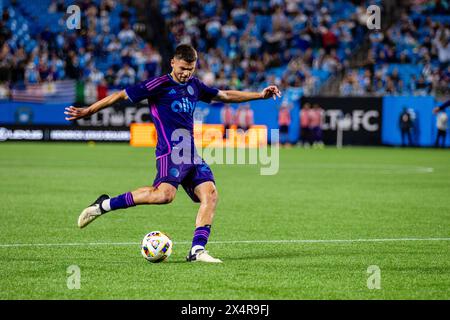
[
  {"x1": 214, "y1": 85, "x2": 282, "y2": 103},
  {"x1": 433, "y1": 99, "x2": 450, "y2": 114},
  {"x1": 64, "y1": 90, "x2": 129, "y2": 121}
]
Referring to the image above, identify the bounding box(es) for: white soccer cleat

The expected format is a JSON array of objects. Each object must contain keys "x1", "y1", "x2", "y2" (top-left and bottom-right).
[
  {"x1": 77, "y1": 204, "x2": 102, "y2": 228},
  {"x1": 186, "y1": 249, "x2": 223, "y2": 263},
  {"x1": 77, "y1": 194, "x2": 109, "y2": 228}
]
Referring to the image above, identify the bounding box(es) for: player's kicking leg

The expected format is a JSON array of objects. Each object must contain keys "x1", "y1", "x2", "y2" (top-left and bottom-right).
[
  {"x1": 185, "y1": 181, "x2": 222, "y2": 263},
  {"x1": 77, "y1": 183, "x2": 177, "y2": 228}
]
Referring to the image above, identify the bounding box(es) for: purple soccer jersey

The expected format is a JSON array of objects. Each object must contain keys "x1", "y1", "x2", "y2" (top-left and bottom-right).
[
  {"x1": 125, "y1": 74, "x2": 219, "y2": 202},
  {"x1": 125, "y1": 74, "x2": 218, "y2": 158}
]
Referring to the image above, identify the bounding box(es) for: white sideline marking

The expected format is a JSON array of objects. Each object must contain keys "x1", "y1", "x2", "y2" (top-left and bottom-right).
[
  {"x1": 0, "y1": 237, "x2": 449, "y2": 248},
  {"x1": 284, "y1": 164, "x2": 435, "y2": 174}
]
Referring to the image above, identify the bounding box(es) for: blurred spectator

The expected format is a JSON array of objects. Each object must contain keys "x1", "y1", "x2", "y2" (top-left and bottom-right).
[
  {"x1": 340, "y1": 70, "x2": 363, "y2": 96},
  {"x1": 321, "y1": 26, "x2": 338, "y2": 53},
  {"x1": 48, "y1": 0, "x2": 65, "y2": 13},
  {"x1": 299, "y1": 102, "x2": 311, "y2": 147},
  {"x1": 115, "y1": 63, "x2": 136, "y2": 87},
  {"x1": 235, "y1": 104, "x2": 253, "y2": 132},
  {"x1": 0, "y1": 43, "x2": 13, "y2": 83},
  {"x1": 310, "y1": 104, "x2": 324, "y2": 148},
  {"x1": 278, "y1": 102, "x2": 292, "y2": 147},
  {"x1": 435, "y1": 110, "x2": 448, "y2": 148},
  {"x1": 38, "y1": 57, "x2": 53, "y2": 82},
  {"x1": 399, "y1": 107, "x2": 414, "y2": 147},
  {"x1": 65, "y1": 51, "x2": 81, "y2": 80},
  {"x1": 415, "y1": 76, "x2": 431, "y2": 96},
  {"x1": 117, "y1": 22, "x2": 136, "y2": 45},
  {"x1": 409, "y1": 107, "x2": 420, "y2": 145},
  {"x1": 0, "y1": 84, "x2": 9, "y2": 99},
  {"x1": 220, "y1": 104, "x2": 234, "y2": 139},
  {"x1": 104, "y1": 67, "x2": 116, "y2": 87},
  {"x1": 24, "y1": 61, "x2": 40, "y2": 84},
  {"x1": 229, "y1": 71, "x2": 242, "y2": 90},
  {"x1": 433, "y1": 29, "x2": 450, "y2": 67},
  {"x1": 88, "y1": 65, "x2": 105, "y2": 85}
]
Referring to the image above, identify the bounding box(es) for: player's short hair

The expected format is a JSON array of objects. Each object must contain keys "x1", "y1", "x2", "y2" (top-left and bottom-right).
[{"x1": 173, "y1": 44, "x2": 198, "y2": 63}]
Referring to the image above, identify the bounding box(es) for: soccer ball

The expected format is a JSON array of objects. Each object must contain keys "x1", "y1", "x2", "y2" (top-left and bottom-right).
[{"x1": 141, "y1": 231, "x2": 173, "y2": 263}]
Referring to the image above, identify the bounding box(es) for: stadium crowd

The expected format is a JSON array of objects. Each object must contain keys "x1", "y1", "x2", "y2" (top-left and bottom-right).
[
  {"x1": 339, "y1": 3, "x2": 450, "y2": 96},
  {"x1": 0, "y1": 0, "x2": 161, "y2": 97},
  {"x1": 160, "y1": 0, "x2": 367, "y2": 94},
  {"x1": 0, "y1": 0, "x2": 448, "y2": 99},
  {"x1": 0, "y1": 0, "x2": 369, "y2": 97}
]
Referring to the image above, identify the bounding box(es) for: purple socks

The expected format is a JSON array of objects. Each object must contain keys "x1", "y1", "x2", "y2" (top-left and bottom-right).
[
  {"x1": 110, "y1": 192, "x2": 135, "y2": 210},
  {"x1": 191, "y1": 225, "x2": 211, "y2": 252}
]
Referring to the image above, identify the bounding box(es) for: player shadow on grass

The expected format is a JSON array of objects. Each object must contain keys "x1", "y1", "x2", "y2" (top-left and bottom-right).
[
  {"x1": 220, "y1": 250, "x2": 326, "y2": 262},
  {"x1": 180, "y1": 247, "x2": 403, "y2": 263},
  {"x1": 168, "y1": 250, "x2": 306, "y2": 263},
  {"x1": 166, "y1": 246, "x2": 376, "y2": 263}
]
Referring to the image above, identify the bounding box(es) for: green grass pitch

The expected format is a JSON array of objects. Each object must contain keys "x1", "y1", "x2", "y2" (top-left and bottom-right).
[{"x1": 0, "y1": 142, "x2": 449, "y2": 299}]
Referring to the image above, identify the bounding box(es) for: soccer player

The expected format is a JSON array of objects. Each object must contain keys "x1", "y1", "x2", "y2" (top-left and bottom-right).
[
  {"x1": 277, "y1": 102, "x2": 292, "y2": 147},
  {"x1": 299, "y1": 102, "x2": 311, "y2": 147},
  {"x1": 65, "y1": 44, "x2": 282, "y2": 263},
  {"x1": 310, "y1": 103, "x2": 324, "y2": 148}
]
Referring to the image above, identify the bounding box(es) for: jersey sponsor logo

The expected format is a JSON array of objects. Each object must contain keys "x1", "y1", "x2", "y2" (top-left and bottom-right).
[{"x1": 171, "y1": 97, "x2": 196, "y2": 113}]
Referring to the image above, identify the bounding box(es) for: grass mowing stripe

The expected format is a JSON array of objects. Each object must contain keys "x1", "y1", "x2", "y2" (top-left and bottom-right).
[
  {"x1": 1, "y1": 143, "x2": 449, "y2": 299},
  {"x1": 1, "y1": 237, "x2": 449, "y2": 248}
]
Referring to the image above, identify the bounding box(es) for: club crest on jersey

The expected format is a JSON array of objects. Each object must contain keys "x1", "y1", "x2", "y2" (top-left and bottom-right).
[
  {"x1": 171, "y1": 97, "x2": 196, "y2": 113},
  {"x1": 187, "y1": 85, "x2": 194, "y2": 96},
  {"x1": 169, "y1": 167, "x2": 180, "y2": 178}
]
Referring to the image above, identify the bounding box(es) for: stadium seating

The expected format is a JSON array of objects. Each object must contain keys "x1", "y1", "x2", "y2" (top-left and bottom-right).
[
  {"x1": 158, "y1": 0, "x2": 366, "y2": 93},
  {"x1": 1, "y1": 0, "x2": 146, "y2": 93},
  {"x1": 0, "y1": 0, "x2": 448, "y2": 98},
  {"x1": 339, "y1": 3, "x2": 449, "y2": 96}
]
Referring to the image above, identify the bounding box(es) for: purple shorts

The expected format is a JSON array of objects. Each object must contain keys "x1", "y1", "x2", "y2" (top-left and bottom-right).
[{"x1": 153, "y1": 155, "x2": 215, "y2": 203}]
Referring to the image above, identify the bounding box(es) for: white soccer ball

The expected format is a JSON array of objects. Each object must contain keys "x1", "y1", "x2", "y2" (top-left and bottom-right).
[{"x1": 141, "y1": 231, "x2": 173, "y2": 263}]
